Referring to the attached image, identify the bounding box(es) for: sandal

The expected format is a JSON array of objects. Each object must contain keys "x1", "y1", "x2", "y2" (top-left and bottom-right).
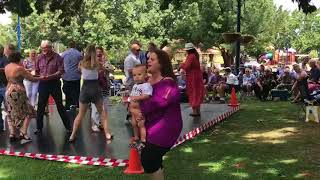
[
  {"x1": 136, "y1": 141, "x2": 146, "y2": 151},
  {"x1": 105, "y1": 133, "x2": 114, "y2": 141},
  {"x1": 19, "y1": 132, "x2": 32, "y2": 144}
]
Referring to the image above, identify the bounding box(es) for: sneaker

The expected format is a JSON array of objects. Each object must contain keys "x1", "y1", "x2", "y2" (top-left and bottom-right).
[{"x1": 91, "y1": 124, "x2": 101, "y2": 132}]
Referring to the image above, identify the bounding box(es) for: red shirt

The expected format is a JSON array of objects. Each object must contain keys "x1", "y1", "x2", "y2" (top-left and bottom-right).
[{"x1": 35, "y1": 52, "x2": 64, "y2": 80}]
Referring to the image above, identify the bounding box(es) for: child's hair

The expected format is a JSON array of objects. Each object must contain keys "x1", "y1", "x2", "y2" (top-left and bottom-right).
[
  {"x1": 133, "y1": 64, "x2": 147, "y2": 71},
  {"x1": 81, "y1": 44, "x2": 99, "y2": 69}
]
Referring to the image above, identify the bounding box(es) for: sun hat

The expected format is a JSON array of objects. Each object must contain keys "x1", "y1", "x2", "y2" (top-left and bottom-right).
[{"x1": 184, "y1": 43, "x2": 196, "y2": 51}]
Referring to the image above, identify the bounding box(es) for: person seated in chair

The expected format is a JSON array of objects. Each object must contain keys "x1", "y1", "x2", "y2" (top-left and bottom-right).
[
  {"x1": 225, "y1": 67, "x2": 239, "y2": 94},
  {"x1": 254, "y1": 68, "x2": 276, "y2": 101},
  {"x1": 241, "y1": 68, "x2": 256, "y2": 96},
  {"x1": 308, "y1": 59, "x2": 320, "y2": 92},
  {"x1": 207, "y1": 69, "x2": 226, "y2": 102},
  {"x1": 276, "y1": 67, "x2": 294, "y2": 90},
  {"x1": 291, "y1": 64, "x2": 308, "y2": 103}
]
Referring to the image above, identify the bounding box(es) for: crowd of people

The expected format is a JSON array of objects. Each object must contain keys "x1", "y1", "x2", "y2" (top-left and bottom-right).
[
  {"x1": 0, "y1": 40, "x2": 186, "y2": 180},
  {"x1": 2, "y1": 38, "x2": 319, "y2": 180},
  {"x1": 176, "y1": 55, "x2": 320, "y2": 104}
]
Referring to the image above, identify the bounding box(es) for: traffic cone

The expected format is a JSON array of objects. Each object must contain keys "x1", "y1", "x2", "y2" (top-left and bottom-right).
[
  {"x1": 124, "y1": 147, "x2": 144, "y2": 174},
  {"x1": 48, "y1": 96, "x2": 55, "y2": 105},
  {"x1": 228, "y1": 87, "x2": 240, "y2": 107},
  {"x1": 48, "y1": 96, "x2": 55, "y2": 113}
]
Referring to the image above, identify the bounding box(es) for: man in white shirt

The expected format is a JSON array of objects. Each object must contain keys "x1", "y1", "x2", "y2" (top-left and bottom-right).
[
  {"x1": 124, "y1": 43, "x2": 141, "y2": 91},
  {"x1": 225, "y1": 67, "x2": 239, "y2": 93},
  {"x1": 123, "y1": 43, "x2": 141, "y2": 124}
]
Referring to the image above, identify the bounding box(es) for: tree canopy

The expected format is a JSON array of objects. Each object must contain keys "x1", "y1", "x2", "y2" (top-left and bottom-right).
[{"x1": 1, "y1": 0, "x2": 320, "y2": 60}]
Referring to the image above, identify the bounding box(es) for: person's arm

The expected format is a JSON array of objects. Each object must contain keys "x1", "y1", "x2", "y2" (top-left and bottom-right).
[
  {"x1": 180, "y1": 54, "x2": 194, "y2": 71},
  {"x1": 20, "y1": 67, "x2": 42, "y2": 82},
  {"x1": 291, "y1": 81, "x2": 297, "y2": 92},
  {"x1": 130, "y1": 95, "x2": 151, "y2": 102}
]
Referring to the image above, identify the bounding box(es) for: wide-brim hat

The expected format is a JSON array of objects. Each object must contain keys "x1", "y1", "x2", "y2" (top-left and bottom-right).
[{"x1": 184, "y1": 43, "x2": 196, "y2": 51}]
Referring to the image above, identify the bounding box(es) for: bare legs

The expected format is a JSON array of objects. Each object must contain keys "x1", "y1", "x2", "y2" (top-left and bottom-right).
[
  {"x1": 131, "y1": 113, "x2": 140, "y2": 141},
  {"x1": 20, "y1": 117, "x2": 32, "y2": 139},
  {"x1": 7, "y1": 116, "x2": 32, "y2": 141},
  {"x1": 7, "y1": 117, "x2": 16, "y2": 139},
  {"x1": 69, "y1": 100, "x2": 112, "y2": 142},
  {"x1": 69, "y1": 102, "x2": 89, "y2": 141},
  {"x1": 95, "y1": 100, "x2": 112, "y2": 140}
]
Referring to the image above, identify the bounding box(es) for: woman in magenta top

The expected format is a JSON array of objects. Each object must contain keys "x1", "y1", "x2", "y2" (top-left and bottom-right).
[
  {"x1": 136, "y1": 49, "x2": 182, "y2": 179},
  {"x1": 180, "y1": 43, "x2": 204, "y2": 116}
]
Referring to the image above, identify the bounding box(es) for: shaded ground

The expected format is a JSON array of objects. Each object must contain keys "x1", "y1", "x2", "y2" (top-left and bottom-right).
[{"x1": 0, "y1": 99, "x2": 319, "y2": 180}]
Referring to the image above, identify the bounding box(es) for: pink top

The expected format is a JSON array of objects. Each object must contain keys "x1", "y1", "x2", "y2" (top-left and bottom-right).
[{"x1": 140, "y1": 79, "x2": 183, "y2": 148}]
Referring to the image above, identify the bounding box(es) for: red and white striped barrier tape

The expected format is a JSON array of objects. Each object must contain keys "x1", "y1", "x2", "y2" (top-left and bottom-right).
[
  {"x1": 0, "y1": 106, "x2": 240, "y2": 167},
  {"x1": 172, "y1": 106, "x2": 240, "y2": 148},
  {"x1": 0, "y1": 149, "x2": 128, "y2": 167}
]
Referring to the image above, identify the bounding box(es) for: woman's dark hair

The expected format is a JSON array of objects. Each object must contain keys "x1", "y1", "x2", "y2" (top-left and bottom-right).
[
  {"x1": 187, "y1": 49, "x2": 199, "y2": 60},
  {"x1": 8, "y1": 52, "x2": 21, "y2": 63},
  {"x1": 153, "y1": 49, "x2": 176, "y2": 81}
]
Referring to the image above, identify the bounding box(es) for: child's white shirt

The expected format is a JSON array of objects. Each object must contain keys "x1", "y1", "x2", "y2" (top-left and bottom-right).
[{"x1": 130, "y1": 82, "x2": 153, "y2": 96}]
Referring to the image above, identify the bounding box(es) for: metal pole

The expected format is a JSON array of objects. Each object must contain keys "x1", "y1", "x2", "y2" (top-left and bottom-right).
[
  {"x1": 235, "y1": 0, "x2": 241, "y2": 75},
  {"x1": 17, "y1": 16, "x2": 21, "y2": 52}
]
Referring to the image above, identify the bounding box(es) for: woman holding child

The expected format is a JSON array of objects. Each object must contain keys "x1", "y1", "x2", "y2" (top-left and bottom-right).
[{"x1": 133, "y1": 49, "x2": 182, "y2": 180}]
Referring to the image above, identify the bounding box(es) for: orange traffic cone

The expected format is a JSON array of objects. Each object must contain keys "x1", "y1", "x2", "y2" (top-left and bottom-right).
[
  {"x1": 228, "y1": 87, "x2": 240, "y2": 107},
  {"x1": 48, "y1": 96, "x2": 55, "y2": 105},
  {"x1": 48, "y1": 96, "x2": 55, "y2": 113},
  {"x1": 124, "y1": 147, "x2": 144, "y2": 174}
]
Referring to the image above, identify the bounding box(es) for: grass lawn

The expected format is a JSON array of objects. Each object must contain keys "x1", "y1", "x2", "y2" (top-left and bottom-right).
[{"x1": 0, "y1": 99, "x2": 320, "y2": 180}]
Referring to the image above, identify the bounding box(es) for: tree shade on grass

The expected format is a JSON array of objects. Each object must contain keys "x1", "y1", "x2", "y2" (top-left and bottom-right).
[{"x1": 0, "y1": 98, "x2": 319, "y2": 180}]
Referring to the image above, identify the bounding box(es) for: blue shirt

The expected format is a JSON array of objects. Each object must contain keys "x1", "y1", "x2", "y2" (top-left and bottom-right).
[
  {"x1": 62, "y1": 48, "x2": 82, "y2": 81},
  {"x1": 139, "y1": 51, "x2": 147, "y2": 64}
]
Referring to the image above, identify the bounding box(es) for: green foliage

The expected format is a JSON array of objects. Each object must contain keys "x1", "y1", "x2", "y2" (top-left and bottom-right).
[
  {"x1": 0, "y1": 24, "x2": 15, "y2": 45},
  {"x1": 3, "y1": 0, "x2": 320, "y2": 60}
]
